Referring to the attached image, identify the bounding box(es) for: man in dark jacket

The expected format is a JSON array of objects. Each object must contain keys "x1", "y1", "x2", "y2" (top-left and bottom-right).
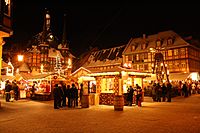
[
  {"x1": 61, "y1": 83, "x2": 67, "y2": 107},
  {"x1": 5, "y1": 80, "x2": 12, "y2": 102},
  {"x1": 12, "y1": 81, "x2": 19, "y2": 101},
  {"x1": 71, "y1": 83, "x2": 78, "y2": 107},
  {"x1": 167, "y1": 82, "x2": 172, "y2": 102},
  {"x1": 53, "y1": 84, "x2": 61, "y2": 109},
  {"x1": 127, "y1": 86, "x2": 134, "y2": 106},
  {"x1": 66, "y1": 85, "x2": 71, "y2": 107}
]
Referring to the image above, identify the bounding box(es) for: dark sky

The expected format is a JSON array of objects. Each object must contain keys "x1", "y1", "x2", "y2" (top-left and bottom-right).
[{"x1": 5, "y1": 1, "x2": 200, "y2": 56}]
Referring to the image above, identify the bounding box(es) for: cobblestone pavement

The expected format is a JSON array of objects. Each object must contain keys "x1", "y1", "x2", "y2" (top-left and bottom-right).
[{"x1": 0, "y1": 95, "x2": 200, "y2": 133}]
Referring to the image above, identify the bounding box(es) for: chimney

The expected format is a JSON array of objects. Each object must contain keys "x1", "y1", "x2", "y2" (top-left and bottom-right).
[{"x1": 143, "y1": 34, "x2": 146, "y2": 39}]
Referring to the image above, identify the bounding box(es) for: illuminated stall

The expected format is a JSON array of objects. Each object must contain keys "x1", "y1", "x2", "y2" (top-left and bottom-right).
[
  {"x1": 16, "y1": 72, "x2": 70, "y2": 100},
  {"x1": 86, "y1": 67, "x2": 152, "y2": 105}
]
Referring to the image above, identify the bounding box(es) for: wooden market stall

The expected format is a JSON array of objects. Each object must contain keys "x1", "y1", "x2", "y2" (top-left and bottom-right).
[
  {"x1": 71, "y1": 66, "x2": 152, "y2": 107},
  {"x1": 15, "y1": 72, "x2": 73, "y2": 101}
]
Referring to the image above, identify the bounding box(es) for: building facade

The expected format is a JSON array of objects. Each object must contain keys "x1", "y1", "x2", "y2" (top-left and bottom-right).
[
  {"x1": 0, "y1": 0, "x2": 13, "y2": 80},
  {"x1": 23, "y1": 10, "x2": 74, "y2": 77},
  {"x1": 72, "y1": 30, "x2": 200, "y2": 105},
  {"x1": 72, "y1": 45, "x2": 151, "y2": 105},
  {"x1": 123, "y1": 30, "x2": 200, "y2": 82}
]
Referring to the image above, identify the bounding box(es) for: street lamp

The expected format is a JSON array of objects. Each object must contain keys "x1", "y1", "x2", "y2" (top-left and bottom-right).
[{"x1": 17, "y1": 54, "x2": 24, "y2": 62}]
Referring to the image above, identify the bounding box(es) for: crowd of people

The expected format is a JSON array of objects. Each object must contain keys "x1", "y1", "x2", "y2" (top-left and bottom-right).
[
  {"x1": 177, "y1": 81, "x2": 200, "y2": 97},
  {"x1": 151, "y1": 82, "x2": 172, "y2": 102},
  {"x1": 53, "y1": 82, "x2": 83, "y2": 109},
  {"x1": 144, "y1": 80, "x2": 200, "y2": 102}
]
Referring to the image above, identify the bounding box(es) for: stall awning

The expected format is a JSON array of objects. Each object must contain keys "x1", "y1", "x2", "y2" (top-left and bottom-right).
[
  {"x1": 169, "y1": 73, "x2": 192, "y2": 81},
  {"x1": 1, "y1": 75, "x2": 15, "y2": 81},
  {"x1": 143, "y1": 74, "x2": 157, "y2": 81}
]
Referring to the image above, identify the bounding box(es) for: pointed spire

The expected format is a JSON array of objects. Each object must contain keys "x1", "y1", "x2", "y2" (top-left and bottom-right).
[
  {"x1": 62, "y1": 13, "x2": 69, "y2": 49},
  {"x1": 41, "y1": 8, "x2": 51, "y2": 44},
  {"x1": 41, "y1": 8, "x2": 47, "y2": 43}
]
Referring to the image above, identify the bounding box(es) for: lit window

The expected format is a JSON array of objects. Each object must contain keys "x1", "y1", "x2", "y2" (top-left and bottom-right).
[
  {"x1": 174, "y1": 49, "x2": 178, "y2": 56},
  {"x1": 68, "y1": 58, "x2": 72, "y2": 68},
  {"x1": 168, "y1": 50, "x2": 172, "y2": 56},
  {"x1": 125, "y1": 56, "x2": 128, "y2": 62},
  {"x1": 180, "y1": 48, "x2": 185, "y2": 55},
  {"x1": 101, "y1": 78, "x2": 114, "y2": 93},
  {"x1": 136, "y1": 54, "x2": 139, "y2": 61}
]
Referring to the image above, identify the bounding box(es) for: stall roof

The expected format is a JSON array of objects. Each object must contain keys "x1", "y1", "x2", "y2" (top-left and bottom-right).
[
  {"x1": 87, "y1": 66, "x2": 152, "y2": 77},
  {"x1": 2, "y1": 61, "x2": 9, "y2": 68},
  {"x1": 1, "y1": 75, "x2": 16, "y2": 81},
  {"x1": 18, "y1": 73, "x2": 52, "y2": 80},
  {"x1": 169, "y1": 73, "x2": 191, "y2": 81}
]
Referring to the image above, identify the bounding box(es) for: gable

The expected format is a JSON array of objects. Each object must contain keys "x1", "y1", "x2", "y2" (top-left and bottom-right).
[{"x1": 71, "y1": 67, "x2": 91, "y2": 78}]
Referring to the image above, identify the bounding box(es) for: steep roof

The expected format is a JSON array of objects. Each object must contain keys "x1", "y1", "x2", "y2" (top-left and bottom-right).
[
  {"x1": 72, "y1": 47, "x2": 98, "y2": 72},
  {"x1": 123, "y1": 30, "x2": 191, "y2": 54},
  {"x1": 84, "y1": 45, "x2": 126, "y2": 68},
  {"x1": 2, "y1": 61, "x2": 9, "y2": 68},
  {"x1": 48, "y1": 48, "x2": 64, "y2": 58},
  {"x1": 18, "y1": 63, "x2": 31, "y2": 72}
]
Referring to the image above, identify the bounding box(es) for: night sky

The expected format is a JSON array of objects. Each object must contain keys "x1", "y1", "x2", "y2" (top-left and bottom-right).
[{"x1": 4, "y1": 1, "x2": 200, "y2": 56}]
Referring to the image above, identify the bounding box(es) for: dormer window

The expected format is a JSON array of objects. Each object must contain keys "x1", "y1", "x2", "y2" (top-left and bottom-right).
[
  {"x1": 156, "y1": 40, "x2": 161, "y2": 47},
  {"x1": 167, "y1": 38, "x2": 173, "y2": 45},
  {"x1": 141, "y1": 43, "x2": 147, "y2": 50},
  {"x1": 131, "y1": 45, "x2": 136, "y2": 51}
]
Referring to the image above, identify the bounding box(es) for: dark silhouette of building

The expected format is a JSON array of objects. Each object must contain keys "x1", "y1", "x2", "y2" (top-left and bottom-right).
[{"x1": 22, "y1": 9, "x2": 75, "y2": 76}]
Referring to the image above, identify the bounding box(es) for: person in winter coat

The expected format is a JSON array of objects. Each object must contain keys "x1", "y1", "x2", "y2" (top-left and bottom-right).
[
  {"x1": 127, "y1": 86, "x2": 134, "y2": 106},
  {"x1": 61, "y1": 83, "x2": 67, "y2": 107},
  {"x1": 5, "y1": 80, "x2": 12, "y2": 102},
  {"x1": 161, "y1": 83, "x2": 167, "y2": 102},
  {"x1": 136, "y1": 84, "x2": 142, "y2": 106},
  {"x1": 71, "y1": 83, "x2": 78, "y2": 107},
  {"x1": 66, "y1": 85, "x2": 71, "y2": 107},
  {"x1": 53, "y1": 84, "x2": 61, "y2": 109},
  {"x1": 166, "y1": 82, "x2": 172, "y2": 102}
]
